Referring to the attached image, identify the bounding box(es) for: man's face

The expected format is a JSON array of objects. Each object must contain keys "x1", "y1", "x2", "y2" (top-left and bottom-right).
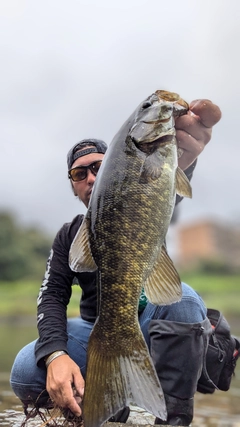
[{"x1": 70, "y1": 151, "x2": 105, "y2": 207}]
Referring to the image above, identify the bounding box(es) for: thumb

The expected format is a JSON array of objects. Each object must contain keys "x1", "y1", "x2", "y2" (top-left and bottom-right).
[{"x1": 189, "y1": 99, "x2": 222, "y2": 128}]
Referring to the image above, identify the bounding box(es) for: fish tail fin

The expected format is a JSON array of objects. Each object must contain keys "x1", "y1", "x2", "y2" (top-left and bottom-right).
[{"x1": 83, "y1": 323, "x2": 167, "y2": 427}]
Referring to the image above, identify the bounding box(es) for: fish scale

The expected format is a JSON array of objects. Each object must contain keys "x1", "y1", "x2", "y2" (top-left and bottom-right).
[{"x1": 69, "y1": 90, "x2": 192, "y2": 427}]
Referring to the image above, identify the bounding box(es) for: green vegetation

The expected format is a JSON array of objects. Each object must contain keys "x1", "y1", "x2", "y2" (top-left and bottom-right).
[
  {"x1": 0, "y1": 281, "x2": 82, "y2": 318},
  {"x1": 1, "y1": 274, "x2": 240, "y2": 319},
  {"x1": 0, "y1": 210, "x2": 239, "y2": 319},
  {"x1": 180, "y1": 272, "x2": 240, "y2": 316},
  {"x1": 0, "y1": 211, "x2": 52, "y2": 281}
]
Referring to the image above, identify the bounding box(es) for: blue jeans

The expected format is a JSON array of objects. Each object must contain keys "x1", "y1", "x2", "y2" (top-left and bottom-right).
[{"x1": 10, "y1": 283, "x2": 207, "y2": 404}]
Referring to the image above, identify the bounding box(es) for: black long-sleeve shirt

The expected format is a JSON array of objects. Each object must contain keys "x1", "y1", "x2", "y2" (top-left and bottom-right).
[
  {"x1": 35, "y1": 161, "x2": 197, "y2": 366},
  {"x1": 35, "y1": 214, "x2": 98, "y2": 366}
]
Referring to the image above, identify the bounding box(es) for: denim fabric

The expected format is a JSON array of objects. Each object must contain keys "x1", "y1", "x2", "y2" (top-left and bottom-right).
[
  {"x1": 139, "y1": 282, "x2": 207, "y2": 348},
  {"x1": 10, "y1": 282, "x2": 207, "y2": 404}
]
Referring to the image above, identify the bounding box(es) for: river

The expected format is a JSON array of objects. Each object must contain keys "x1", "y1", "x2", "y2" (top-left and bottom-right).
[{"x1": 0, "y1": 316, "x2": 239, "y2": 426}]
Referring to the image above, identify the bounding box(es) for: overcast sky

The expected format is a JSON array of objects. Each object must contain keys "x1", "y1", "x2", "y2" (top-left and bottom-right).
[{"x1": 1, "y1": 0, "x2": 239, "y2": 237}]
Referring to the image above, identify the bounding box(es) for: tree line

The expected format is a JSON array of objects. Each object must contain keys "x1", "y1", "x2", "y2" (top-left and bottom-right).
[{"x1": 0, "y1": 211, "x2": 52, "y2": 281}]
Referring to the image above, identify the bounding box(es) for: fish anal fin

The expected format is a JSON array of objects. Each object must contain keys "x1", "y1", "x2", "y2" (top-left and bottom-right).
[
  {"x1": 144, "y1": 245, "x2": 182, "y2": 305},
  {"x1": 175, "y1": 166, "x2": 192, "y2": 198},
  {"x1": 69, "y1": 218, "x2": 97, "y2": 273},
  {"x1": 83, "y1": 324, "x2": 167, "y2": 427}
]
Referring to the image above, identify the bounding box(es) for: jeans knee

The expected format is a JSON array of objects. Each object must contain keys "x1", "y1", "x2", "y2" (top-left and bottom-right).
[
  {"x1": 153, "y1": 283, "x2": 207, "y2": 323},
  {"x1": 10, "y1": 341, "x2": 46, "y2": 402}
]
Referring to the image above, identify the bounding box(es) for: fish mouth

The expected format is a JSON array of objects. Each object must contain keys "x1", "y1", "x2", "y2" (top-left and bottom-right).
[
  {"x1": 142, "y1": 117, "x2": 171, "y2": 125},
  {"x1": 130, "y1": 90, "x2": 188, "y2": 150},
  {"x1": 155, "y1": 90, "x2": 189, "y2": 109}
]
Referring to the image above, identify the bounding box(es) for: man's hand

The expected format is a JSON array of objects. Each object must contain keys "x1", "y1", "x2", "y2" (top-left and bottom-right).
[
  {"x1": 46, "y1": 354, "x2": 85, "y2": 417},
  {"x1": 175, "y1": 99, "x2": 222, "y2": 171}
]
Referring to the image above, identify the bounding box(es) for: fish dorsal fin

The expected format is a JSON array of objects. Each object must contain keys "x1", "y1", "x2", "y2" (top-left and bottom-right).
[
  {"x1": 175, "y1": 166, "x2": 192, "y2": 198},
  {"x1": 144, "y1": 244, "x2": 182, "y2": 305},
  {"x1": 69, "y1": 217, "x2": 97, "y2": 273},
  {"x1": 139, "y1": 153, "x2": 164, "y2": 184}
]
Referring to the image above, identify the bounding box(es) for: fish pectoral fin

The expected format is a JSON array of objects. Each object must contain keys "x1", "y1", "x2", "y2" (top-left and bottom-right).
[
  {"x1": 83, "y1": 323, "x2": 167, "y2": 427},
  {"x1": 144, "y1": 244, "x2": 182, "y2": 305},
  {"x1": 139, "y1": 153, "x2": 164, "y2": 184},
  {"x1": 69, "y1": 217, "x2": 97, "y2": 273},
  {"x1": 175, "y1": 166, "x2": 192, "y2": 198}
]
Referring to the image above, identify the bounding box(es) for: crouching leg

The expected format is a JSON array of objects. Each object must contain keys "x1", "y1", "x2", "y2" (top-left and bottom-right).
[{"x1": 149, "y1": 317, "x2": 211, "y2": 426}]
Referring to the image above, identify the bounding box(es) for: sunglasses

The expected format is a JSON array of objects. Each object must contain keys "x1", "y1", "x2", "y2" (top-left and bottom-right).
[{"x1": 68, "y1": 160, "x2": 103, "y2": 182}]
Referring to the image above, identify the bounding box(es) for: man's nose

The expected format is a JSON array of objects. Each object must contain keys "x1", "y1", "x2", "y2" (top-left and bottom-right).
[{"x1": 86, "y1": 169, "x2": 96, "y2": 184}]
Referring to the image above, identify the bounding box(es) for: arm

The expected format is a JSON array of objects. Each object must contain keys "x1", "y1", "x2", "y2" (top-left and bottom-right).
[
  {"x1": 35, "y1": 225, "x2": 74, "y2": 364},
  {"x1": 35, "y1": 216, "x2": 84, "y2": 416}
]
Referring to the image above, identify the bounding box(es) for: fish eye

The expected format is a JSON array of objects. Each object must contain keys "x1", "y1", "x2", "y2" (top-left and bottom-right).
[{"x1": 142, "y1": 101, "x2": 152, "y2": 109}]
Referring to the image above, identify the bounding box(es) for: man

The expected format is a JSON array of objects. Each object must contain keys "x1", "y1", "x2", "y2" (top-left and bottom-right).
[{"x1": 10, "y1": 99, "x2": 221, "y2": 426}]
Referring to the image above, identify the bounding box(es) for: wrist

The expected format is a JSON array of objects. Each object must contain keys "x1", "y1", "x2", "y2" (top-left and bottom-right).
[{"x1": 45, "y1": 350, "x2": 67, "y2": 368}]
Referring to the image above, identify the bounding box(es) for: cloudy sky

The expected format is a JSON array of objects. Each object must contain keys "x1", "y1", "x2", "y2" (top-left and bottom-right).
[{"x1": 1, "y1": 0, "x2": 239, "y2": 237}]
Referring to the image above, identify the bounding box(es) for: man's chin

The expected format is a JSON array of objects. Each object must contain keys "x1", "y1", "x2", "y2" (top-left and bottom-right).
[
  {"x1": 84, "y1": 194, "x2": 91, "y2": 208},
  {"x1": 77, "y1": 191, "x2": 92, "y2": 208}
]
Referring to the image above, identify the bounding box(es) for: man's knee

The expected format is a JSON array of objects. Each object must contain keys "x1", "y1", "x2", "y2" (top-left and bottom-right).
[
  {"x1": 10, "y1": 341, "x2": 46, "y2": 403},
  {"x1": 153, "y1": 282, "x2": 207, "y2": 323}
]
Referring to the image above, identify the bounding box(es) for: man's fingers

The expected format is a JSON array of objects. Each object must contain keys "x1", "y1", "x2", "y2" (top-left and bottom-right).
[
  {"x1": 49, "y1": 382, "x2": 82, "y2": 417},
  {"x1": 176, "y1": 114, "x2": 212, "y2": 145},
  {"x1": 46, "y1": 356, "x2": 84, "y2": 417},
  {"x1": 175, "y1": 98, "x2": 221, "y2": 171},
  {"x1": 64, "y1": 397, "x2": 82, "y2": 417},
  {"x1": 189, "y1": 99, "x2": 222, "y2": 128},
  {"x1": 176, "y1": 131, "x2": 205, "y2": 171},
  {"x1": 73, "y1": 376, "x2": 85, "y2": 400}
]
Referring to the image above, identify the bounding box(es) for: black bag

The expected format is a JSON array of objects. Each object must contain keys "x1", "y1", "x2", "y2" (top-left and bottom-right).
[{"x1": 197, "y1": 308, "x2": 240, "y2": 394}]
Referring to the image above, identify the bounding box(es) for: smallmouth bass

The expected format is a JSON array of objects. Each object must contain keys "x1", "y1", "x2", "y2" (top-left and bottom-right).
[{"x1": 69, "y1": 90, "x2": 192, "y2": 427}]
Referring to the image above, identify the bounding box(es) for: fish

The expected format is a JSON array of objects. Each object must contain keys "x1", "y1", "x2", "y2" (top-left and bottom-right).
[{"x1": 69, "y1": 90, "x2": 192, "y2": 427}]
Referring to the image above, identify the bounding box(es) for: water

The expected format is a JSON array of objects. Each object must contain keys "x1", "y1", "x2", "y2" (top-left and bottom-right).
[{"x1": 0, "y1": 317, "x2": 240, "y2": 427}]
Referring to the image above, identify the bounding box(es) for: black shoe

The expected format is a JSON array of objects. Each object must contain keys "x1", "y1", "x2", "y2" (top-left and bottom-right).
[
  {"x1": 108, "y1": 407, "x2": 130, "y2": 423},
  {"x1": 154, "y1": 395, "x2": 193, "y2": 426},
  {"x1": 155, "y1": 418, "x2": 168, "y2": 425}
]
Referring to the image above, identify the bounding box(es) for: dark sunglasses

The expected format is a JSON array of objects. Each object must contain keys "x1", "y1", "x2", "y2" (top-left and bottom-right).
[{"x1": 68, "y1": 160, "x2": 103, "y2": 182}]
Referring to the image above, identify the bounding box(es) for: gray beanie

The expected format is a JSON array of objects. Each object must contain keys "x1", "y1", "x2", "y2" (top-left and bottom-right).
[{"x1": 67, "y1": 138, "x2": 108, "y2": 170}]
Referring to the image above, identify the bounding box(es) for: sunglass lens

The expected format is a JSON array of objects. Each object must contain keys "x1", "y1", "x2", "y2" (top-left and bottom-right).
[
  {"x1": 69, "y1": 161, "x2": 102, "y2": 181},
  {"x1": 70, "y1": 168, "x2": 87, "y2": 181},
  {"x1": 91, "y1": 161, "x2": 102, "y2": 175}
]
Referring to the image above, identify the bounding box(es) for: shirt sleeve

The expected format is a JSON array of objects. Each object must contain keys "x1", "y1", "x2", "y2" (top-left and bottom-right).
[{"x1": 34, "y1": 215, "x2": 83, "y2": 367}]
